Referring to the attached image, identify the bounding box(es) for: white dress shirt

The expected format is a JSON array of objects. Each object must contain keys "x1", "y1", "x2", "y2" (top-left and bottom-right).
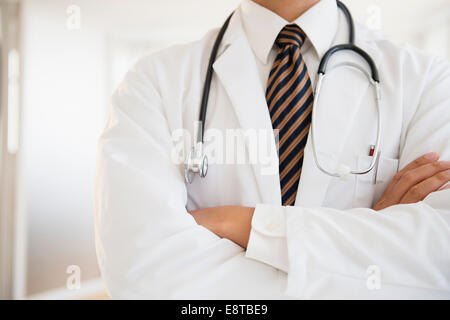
[{"x1": 240, "y1": 0, "x2": 339, "y2": 91}]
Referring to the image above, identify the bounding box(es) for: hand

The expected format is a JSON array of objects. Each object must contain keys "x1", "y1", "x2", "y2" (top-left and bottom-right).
[
  {"x1": 189, "y1": 206, "x2": 254, "y2": 248},
  {"x1": 373, "y1": 152, "x2": 450, "y2": 211}
]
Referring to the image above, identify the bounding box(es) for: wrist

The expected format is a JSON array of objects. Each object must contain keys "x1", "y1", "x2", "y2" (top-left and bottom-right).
[
  {"x1": 223, "y1": 206, "x2": 254, "y2": 248},
  {"x1": 215, "y1": 206, "x2": 230, "y2": 238}
]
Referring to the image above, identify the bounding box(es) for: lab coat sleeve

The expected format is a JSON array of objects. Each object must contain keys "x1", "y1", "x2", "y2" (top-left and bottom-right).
[
  {"x1": 94, "y1": 57, "x2": 290, "y2": 299},
  {"x1": 245, "y1": 56, "x2": 450, "y2": 299}
]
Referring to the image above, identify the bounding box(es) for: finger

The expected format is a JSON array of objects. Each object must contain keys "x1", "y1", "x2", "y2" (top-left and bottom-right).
[
  {"x1": 375, "y1": 153, "x2": 441, "y2": 210},
  {"x1": 382, "y1": 152, "x2": 440, "y2": 196},
  {"x1": 397, "y1": 152, "x2": 440, "y2": 176},
  {"x1": 400, "y1": 169, "x2": 450, "y2": 204},
  {"x1": 387, "y1": 160, "x2": 450, "y2": 202}
]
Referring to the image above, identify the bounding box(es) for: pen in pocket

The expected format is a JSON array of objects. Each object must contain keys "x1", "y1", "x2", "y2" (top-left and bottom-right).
[{"x1": 369, "y1": 145, "x2": 381, "y2": 184}]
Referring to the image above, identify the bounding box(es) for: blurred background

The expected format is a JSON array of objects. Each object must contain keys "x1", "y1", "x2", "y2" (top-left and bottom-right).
[{"x1": 0, "y1": 0, "x2": 449, "y2": 300}]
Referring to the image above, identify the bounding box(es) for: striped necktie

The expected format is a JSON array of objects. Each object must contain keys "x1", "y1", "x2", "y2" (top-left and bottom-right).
[{"x1": 266, "y1": 24, "x2": 314, "y2": 206}]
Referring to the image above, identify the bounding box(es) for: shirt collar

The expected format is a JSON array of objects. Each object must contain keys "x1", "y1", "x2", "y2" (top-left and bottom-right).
[{"x1": 239, "y1": 0, "x2": 338, "y2": 64}]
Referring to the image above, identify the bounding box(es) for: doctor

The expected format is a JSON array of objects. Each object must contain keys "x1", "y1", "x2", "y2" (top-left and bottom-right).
[{"x1": 94, "y1": 0, "x2": 450, "y2": 299}]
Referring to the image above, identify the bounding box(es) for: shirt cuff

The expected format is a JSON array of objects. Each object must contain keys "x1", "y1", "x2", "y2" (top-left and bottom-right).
[{"x1": 245, "y1": 204, "x2": 289, "y2": 273}]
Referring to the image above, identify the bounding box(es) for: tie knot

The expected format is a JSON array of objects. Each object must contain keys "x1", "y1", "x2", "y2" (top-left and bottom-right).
[{"x1": 275, "y1": 24, "x2": 306, "y2": 49}]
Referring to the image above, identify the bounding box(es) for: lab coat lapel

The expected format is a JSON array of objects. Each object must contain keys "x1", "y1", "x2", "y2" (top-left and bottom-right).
[
  {"x1": 213, "y1": 14, "x2": 281, "y2": 205},
  {"x1": 295, "y1": 30, "x2": 383, "y2": 207}
]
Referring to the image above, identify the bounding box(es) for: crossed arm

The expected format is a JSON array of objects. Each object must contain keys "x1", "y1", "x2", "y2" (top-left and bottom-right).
[
  {"x1": 96, "y1": 54, "x2": 450, "y2": 298},
  {"x1": 190, "y1": 152, "x2": 450, "y2": 249}
]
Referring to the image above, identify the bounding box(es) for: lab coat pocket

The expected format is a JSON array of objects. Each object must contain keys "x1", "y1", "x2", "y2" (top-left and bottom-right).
[{"x1": 353, "y1": 155, "x2": 399, "y2": 208}]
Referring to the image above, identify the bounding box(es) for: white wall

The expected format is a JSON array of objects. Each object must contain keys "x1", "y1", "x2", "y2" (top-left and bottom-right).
[
  {"x1": 19, "y1": 0, "x2": 449, "y2": 297},
  {"x1": 21, "y1": 1, "x2": 106, "y2": 295}
]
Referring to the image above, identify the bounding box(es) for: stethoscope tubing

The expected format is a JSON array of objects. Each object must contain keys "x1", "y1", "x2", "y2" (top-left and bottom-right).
[
  {"x1": 311, "y1": 71, "x2": 382, "y2": 177},
  {"x1": 198, "y1": 12, "x2": 234, "y2": 143}
]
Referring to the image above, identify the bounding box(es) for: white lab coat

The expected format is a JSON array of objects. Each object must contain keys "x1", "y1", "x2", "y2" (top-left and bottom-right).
[{"x1": 94, "y1": 9, "x2": 450, "y2": 299}]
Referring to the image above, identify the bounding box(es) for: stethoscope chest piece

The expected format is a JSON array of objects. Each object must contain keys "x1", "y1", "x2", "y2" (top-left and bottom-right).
[{"x1": 185, "y1": 143, "x2": 208, "y2": 184}]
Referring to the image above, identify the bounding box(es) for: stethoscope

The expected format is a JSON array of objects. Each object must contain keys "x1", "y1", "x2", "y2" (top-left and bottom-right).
[{"x1": 185, "y1": 0, "x2": 381, "y2": 184}]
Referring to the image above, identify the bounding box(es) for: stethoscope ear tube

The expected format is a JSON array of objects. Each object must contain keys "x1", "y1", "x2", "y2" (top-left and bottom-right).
[
  {"x1": 311, "y1": 63, "x2": 382, "y2": 178},
  {"x1": 311, "y1": 4, "x2": 381, "y2": 179},
  {"x1": 318, "y1": 44, "x2": 380, "y2": 82},
  {"x1": 336, "y1": 0, "x2": 355, "y2": 44},
  {"x1": 197, "y1": 12, "x2": 234, "y2": 144}
]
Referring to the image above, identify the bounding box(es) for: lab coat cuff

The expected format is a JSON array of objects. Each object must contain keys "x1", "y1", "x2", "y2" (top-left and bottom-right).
[{"x1": 245, "y1": 204, "x2": 289, "y2": 273}]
